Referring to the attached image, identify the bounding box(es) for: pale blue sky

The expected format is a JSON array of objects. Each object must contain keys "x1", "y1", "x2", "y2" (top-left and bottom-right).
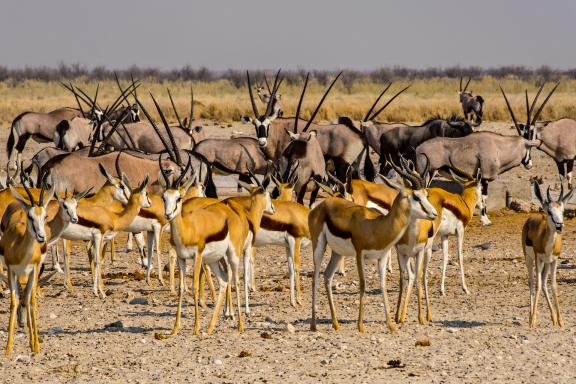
[{"x1": 1, "y1": 0, "x2": 574, "y2": 70}]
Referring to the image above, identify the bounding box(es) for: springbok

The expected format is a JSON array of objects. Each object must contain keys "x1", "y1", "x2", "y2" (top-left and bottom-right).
[
  {"x1": 61, "y1": 172, "x2": 151, "y2": 297},
  {"x1": 415, "y1": 131, "x2": 540, "y2": 226},
  {"x1": 0, "y1": 180, "x2": 77, "y2": 355},
  {"x1": 156, "y1": 172, "x2": 247, "y2": 338},
  {"x1": 458, "y1": 77, "x2": 484, "y2": 124},
  {"x1": 309, "y1": 159, "x2": 438, "y2": 333},
  {"x1": 523, "y1": 181, "x2": 573, "y2": 328}
]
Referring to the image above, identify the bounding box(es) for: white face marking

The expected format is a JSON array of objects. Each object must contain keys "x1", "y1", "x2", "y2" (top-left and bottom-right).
[
  {"x1": 264, "y1": 192, "x2": 275, "y2": 214},
  {"x1": 547, "y1": 202, "x2": 564, "y2": 232},
  {"x1": 410, "y1": 190, "x2": 438, "y2": 220},
  {"x1": 62, "y1": 198, "x2": 79, "y2": 224},
  {"x1": 28, "y1": 207, "x2": 48, "y2": 243},
  {"x1": 162, "y1": 189, "x2": 182, "y2": 220}
]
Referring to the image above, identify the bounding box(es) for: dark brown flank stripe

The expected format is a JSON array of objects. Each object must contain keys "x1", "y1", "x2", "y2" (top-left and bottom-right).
[
  {"x1": 139, "y1": 208, "x2": 162, "y2": 221},
  {"x1": 442, "y1": 201, "x2": 469, "y2": 224},
  {"x1": 206, "y1": 223, "x2": 229, "y2": 243},
  {"x1": 77, "y1": 216, "x2": 102, "y2": 229},
  {"x1": 368, "y1": 197, "x2": 393, "y2": 211},
  {"x1": 325, "y1": 216, "x2": 352, "y2": 239}
]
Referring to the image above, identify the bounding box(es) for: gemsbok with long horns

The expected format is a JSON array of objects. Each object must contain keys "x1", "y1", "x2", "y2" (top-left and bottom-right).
[{"x1": 458, "y1": 77, "x2": 484, "y2": 124}]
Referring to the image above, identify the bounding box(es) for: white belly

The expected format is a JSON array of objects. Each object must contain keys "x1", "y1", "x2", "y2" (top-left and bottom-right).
[
  {"x1": 177, "y1": 234, "x2": 230, "y2": 265},
  {"x1": 324, "y1": 224, "x2": 356, "y2": 256},
  {"x1": 255, "y1": 228, "x2": 288, "y2": 247},
  {"x1": 61, "y1": 224, "x2": 99, "y2": 241},
  {"x1": 438, "y1": 210, "x2": 460, "y2": 236},
  {"x1": 123, "y1": 216, "x2": 158, "y2": 233}
]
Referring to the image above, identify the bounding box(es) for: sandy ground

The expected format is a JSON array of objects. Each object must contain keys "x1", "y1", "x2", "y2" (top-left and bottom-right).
[{"x1": 0, "y1": 122, "x2": 575, "y2": 383}]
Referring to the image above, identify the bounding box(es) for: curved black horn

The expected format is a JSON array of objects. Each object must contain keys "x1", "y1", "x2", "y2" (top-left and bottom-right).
[
  {"x1": 531, "y1": 82, "x2": 560, "y2": 126},
  {"x1": 387, "y1": 154, "x2": 421, "y2": 189},
  {"x1": 499, "y1": 85, "x2": 521, "y2": 135},
  {"x1": 302, "y1": 71, "x2": 342, "y2": 132},
  {"x1": 547, "y1": 185, "x2": 553, "y2": 204},
  {"x1": 265, "y1": 69, "x2": 282, "y2": 117},
  {"x1": 246, "y1": 71, "x2": 260, "y2": 118},
  {"x1": 369, "y1": 84, "x2": 410, "y2": 121},
  {"x1": 115, "y1": 150, "x2": 123, "y2": 177},
  {"x1": 363, "y1": 83, "x2": 391, "y2": 122},
  {"x1": 174, "y1": 152, "x2": 192, "y2": 187}
]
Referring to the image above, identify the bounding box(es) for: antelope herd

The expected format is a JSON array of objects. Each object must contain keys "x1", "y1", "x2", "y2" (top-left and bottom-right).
[{"x1": 0, "y1": 71, "x2": 574, "y2": 356}]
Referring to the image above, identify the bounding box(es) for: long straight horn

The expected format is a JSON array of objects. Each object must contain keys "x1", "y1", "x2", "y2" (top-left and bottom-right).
[
  {"x1": 499, "y1": 85, "x2": 521, "y2": 135},
  {"x1": 92, "y1": 83, "x2": 100, "y2": 116},
  {"x1": 265, "y1": 69, "x2": 282, "y2": 117},
  {"x1": 67, "y1": 83, "x2": 86, "y2": 117},
  {"x1": 131, "y1": 74, "x2": 138, "y2": 104},
  {"x1": 368, "y1": 84, "x2": 410, "y2": 121},
  {"x1": 363, "y1": 82, "x2": 392, "y2": 122},
  {"x1": 463, "y1": 77, "x2": 472, "y2": 92},
  {"x1": 150, "y1": 93, "x2": 183, "y2": 165},
  {"x1": 22, "y1": 179, "x2": 36, "y2": 206},
  {"x1": 302, "y1": 71, "x2": 342, "y2": 132},
  {"x1": 459, "y1": 77, "x2": 463, "y2": 92},
  {"x1": 174, "y1": 153, "x2": 192, "y2": 187},
  {"x1": 294, "y1": 73, "x2": 310, "y2": 133},
  {"x1": 135, "y1": 96, "x2": 176, "y2": 161},
  {"x1": 62, "y1": 82, "x2": 92, "y2": 109},
  {"x1": 531, "y1": 82, "x2": 560, "y2": 126},
  {"x1": 188, "y1": 86, "x2": 194, "y2": 128},
  {"x1": 528, "y1": 83, "x2": 545, "y2": 124},
  {"x1": 167, "y1": 88, "x2": 184, "y2": 128},
  {"x1": 246, "y1": 71, "x2": 260, "y2": 117},
  {"x1": 263, "y1": 73, "x2": 272, "y2": 94},
  {"x1": 158, "y1": 153, "x2": 170, "y2": 188},
  {"x1": 525, "y1": 90, "x2": 531, "y2": 127}
]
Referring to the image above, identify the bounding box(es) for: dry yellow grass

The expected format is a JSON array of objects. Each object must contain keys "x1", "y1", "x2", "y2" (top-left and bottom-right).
[{"x1": 0, "y1": 77, "x2": 575, "y2": 127}]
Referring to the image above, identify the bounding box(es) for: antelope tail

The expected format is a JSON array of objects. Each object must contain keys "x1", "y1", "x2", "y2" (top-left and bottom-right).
[
  {"x1": 7, "y1": 118, "x2": 20, "y2": 160},
  {"x1": 204, "y1": 165, "x2": 218, "y2": 198},
  {"x1": 363, "y1": 141, "x2": 375, "y2": 181}
]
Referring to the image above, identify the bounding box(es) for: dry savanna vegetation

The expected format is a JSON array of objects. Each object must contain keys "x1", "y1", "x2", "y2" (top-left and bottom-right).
[{"x1": 1, "y1": 76, "x2": 576, "y2": 127}]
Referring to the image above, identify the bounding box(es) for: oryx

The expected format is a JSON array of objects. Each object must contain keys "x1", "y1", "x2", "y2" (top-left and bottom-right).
[{"x1": 458, "y1": 77, "x2": 484, "y2": 124}]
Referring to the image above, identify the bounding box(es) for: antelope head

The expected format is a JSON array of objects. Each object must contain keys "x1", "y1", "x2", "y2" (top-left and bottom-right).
[
  {"x1": 458, "y1": 76, "x2": 472, "y2": 97},
  {"x1": 238, "y1": 170, "x2": 275, "y2": 215},
  {"x1": 386, "y1": 155, "x2": 438, "y2": 221},
  {"x1": 160, "y1": 154, "x2": 197, "y2": 221},
  {"x1": 98, "y1": 160, "x2": 131, "y2": 205},
  {"x1": 241, "y1": 70, "x2": 283, "y2": 147},
  {"x1": 54, "y1": 188, "x2": 91, "y2": 225},
  {"x1": 10, "y1": 181, "x2": 55, "y2": 243},
  {"x1": 533, "y1": 180, "x2": 574, "y2": 233}
]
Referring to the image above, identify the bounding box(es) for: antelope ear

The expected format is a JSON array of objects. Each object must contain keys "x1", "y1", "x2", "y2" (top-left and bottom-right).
[
  {"x1": 308, "y1": 130, "x2": 317, "y2": 138},
  {"x1": 237, "y1": 180, "x2": 254, "y2": 192},
  {"x1": 138, "y1": 176, "x2": 149, "y2": 191},
  {"x1": 562, "y1": 188, "x2": 575, "y2": 204},
  {"x1": 240, "y1": 115, "x2": 252, "y2": 124},
  {"x1": 533, "y1": 181, "x2": 546, "y2": 207},
  {"x1": 182, "y1": 176, "x2": 195, "y2": 194},
  {"x1": 98, "y1": 163, "x2": 115, "y2": 183},
  {"x1": 286, "y1": 130, "x2": 298, "y2": 141},
  {"x1": 378, "y1": 174, "x2": 405, "y2": 196},
  {"x1": 55, "y1": 193, "x2": 63, "y2": 204},
  {"x1": 529, "y1": 139, "x2": 542, "y2": 147},
  {"x1": 9, "y1": 186, "x2": 30, "y2": 208},
  {"x1": 75, "y1": 187, "x2": 93, "y2": 200},
  {"x1": 121, "y1": 173, "x2": 132, "y2": 190},
  {"x1": 42, "y1": 184, "x2": 55, "y2": 208}
]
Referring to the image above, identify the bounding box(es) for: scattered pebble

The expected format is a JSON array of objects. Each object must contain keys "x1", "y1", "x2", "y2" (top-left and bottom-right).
[
  {"x1": 415, "y1": 338, "x2": 431, "y2": 347},
  {"x1": 47, "y1": 326, "x2": 63, "y2": 335},
  {"x1": 104, "y1": 320, "x2": 124, "y2": 330},
  {"x1": 49, "y1": 313, "x2": 57, "y2": 320},
  {"x1": 264, "y1": 316, "x2": 274, "y2": 323},
  {"x1": 214, "y1": 359, "x2": 223, "y2": 366},
  {"x1": 285, "y1": 323, "x2": 296, "y2": 333},
  {"x1": 128, "y1": 297, "x2": 148, "y2": 305}
]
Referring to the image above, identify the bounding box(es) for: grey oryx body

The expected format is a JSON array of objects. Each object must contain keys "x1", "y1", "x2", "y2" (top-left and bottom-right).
[
  {"x1": 415, "y1": 131, "x2": 538, "y2": 225},
  {"x1": 54, "y1": 117, "x2": 95, "y2": 151},
  {"x1": 7, "y1": 107, "x2": 84, "y2": 171},
  {"x1": 458, "y1": 77, "x2": 484, "y2": 124}
]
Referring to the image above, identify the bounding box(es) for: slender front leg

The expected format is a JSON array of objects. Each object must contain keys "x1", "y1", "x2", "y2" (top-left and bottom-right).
[
  {"x1": 249, "y1": 247, "x2": 257, "y2": 292},
  {"x1": 228, "y1": 249, "x2": 244, "y2": 333},
  {"x1": 356, "y1": 250, "x2": 367, "y2": 333},
  {"x1": 63, "y1": 239, "x2": 73, "y2": 289},
  {"x1": 550, "y1": 259, "x2": 563, "y2": 327},
  {"x1": 294, "y1": 238, "x2": 303, "y2": 305},
  {"x1": 530, "y1": 258, "x2": 544, "y2": 328},
  {"x1": 168, "y1": 248, "x2": 176, "y2": 294},
  {"x1": 525, "y1": 248, "x2": 535, "y2": 319},
  {"x1": 243, "y1": 245, "x2": 252, "y2": 317},
  {"x1": 396, "y1": 251, "x2": 408, "y2": 323},
  {"x1": 310, "y1": 232, "x2": 326, "y2": 331},
  {"x1": 155, "y1": 257, "x2": 185, "y2": 340},
  {"x1": 5, "y1": 269, "x2": 19, "y2": 356},
  {"x1": 324, "y1": 252, "x2": 344, "y2": 331},
  {"x1": 145, "y1": 231, "x2": 155, "y2": 285},
  {"x1": 423, "y1": 246, "x2": 433, "y2": 322},
  {"x1": 440, "y1": 236, "x2": 449, "y2": 295},
  {"x1": 206, "y1": 262, "x2": 228, "y2": 334},
  {"x1": 378, "y1": 252, "x2": 397, "y2": 332},
  {"x1": 110, "y1": 238, "x2": 116, "y2": 265},
  {"x1": 286, "y1": 237, "x2": 297, "y2": 307},
  {"x1": 400, "y1": 256, "x2": 416, "y2": 324},
  {"x1": 416, "y1": 249, "x2": 426, "y2": 325},
  {"x1": 192, "y1": 248, "x2": 204, "y2": 335},
  {"x1": 541, "y1": 263, "x2": 557, "y2": 325},
  {"x1": 456, "y1": 226, "x2": 469, "y2": 294}
]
